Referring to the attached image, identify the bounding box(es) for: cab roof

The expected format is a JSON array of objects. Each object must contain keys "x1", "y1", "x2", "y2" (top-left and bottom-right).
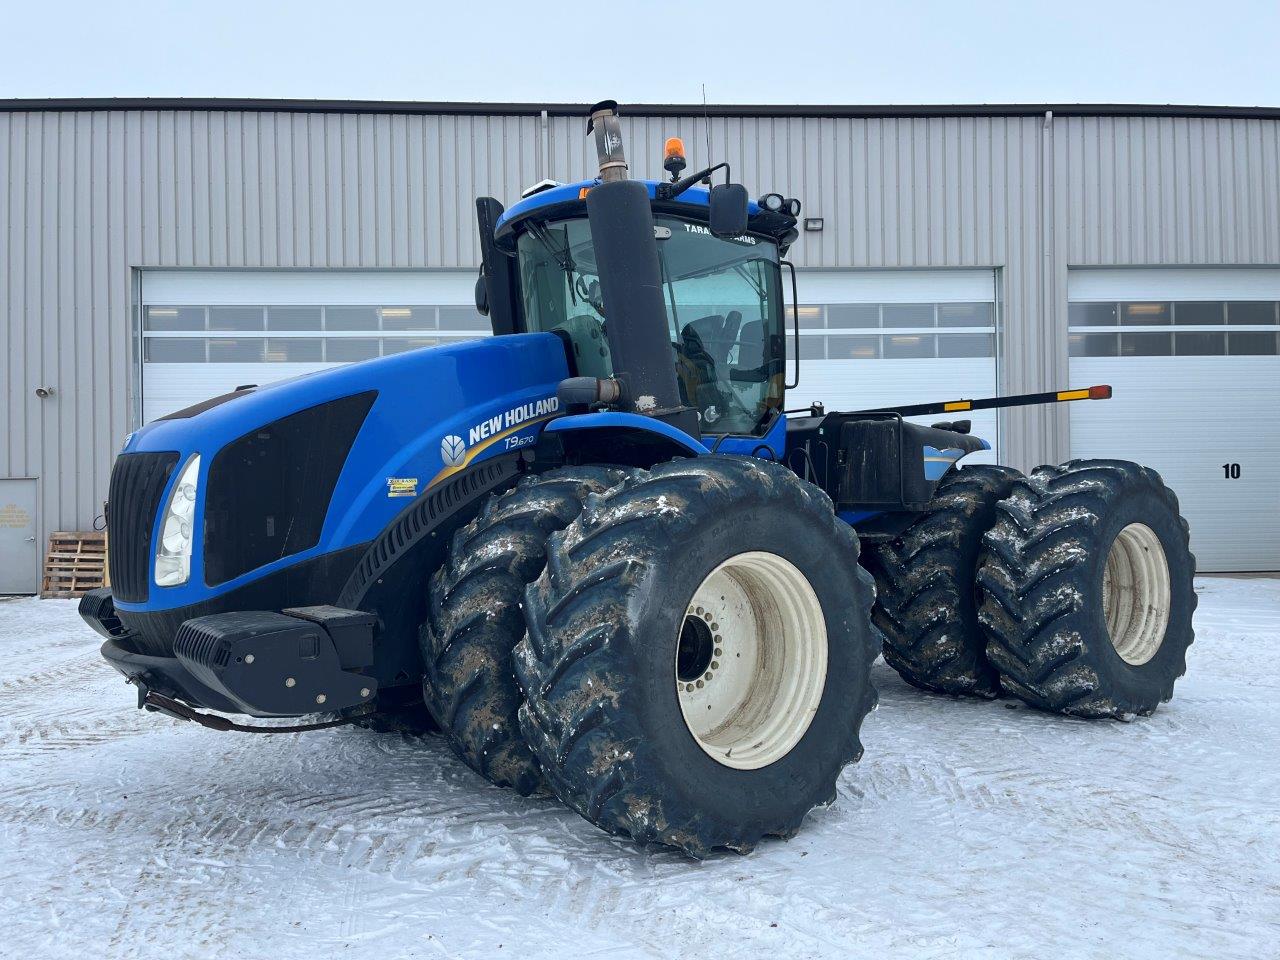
[{"x1": 493, "y1": 178, "x2": 796, "y2": 252}]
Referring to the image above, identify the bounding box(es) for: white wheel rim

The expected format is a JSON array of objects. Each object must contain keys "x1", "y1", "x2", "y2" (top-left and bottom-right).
[
  {"x1": 1102, "y1": 523, "x2": 1171, "y2": 666},
  {"x1": 675, "y1": 551, "x2": 827, "y2": 770}
]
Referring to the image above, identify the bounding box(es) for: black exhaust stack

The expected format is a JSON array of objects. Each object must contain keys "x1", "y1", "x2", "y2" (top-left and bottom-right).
[{"x1": 580, "y1": 101, "x2": 698, "y2": 435}]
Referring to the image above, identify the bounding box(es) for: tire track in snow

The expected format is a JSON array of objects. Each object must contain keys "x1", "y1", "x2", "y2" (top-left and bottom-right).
[
  {"x1": 0, "y1": 708, "x2": 177, "y2": 757},
  {"x1": 0, "y1": 654, "x2": 112, "y2": 701}
]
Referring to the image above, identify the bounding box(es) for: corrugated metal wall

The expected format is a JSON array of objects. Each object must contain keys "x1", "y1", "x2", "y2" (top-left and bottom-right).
[{"x1": 3, "y1": 106, "x2": 1280, "y2": 569}]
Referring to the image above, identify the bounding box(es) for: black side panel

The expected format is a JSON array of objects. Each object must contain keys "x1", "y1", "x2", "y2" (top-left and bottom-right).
[
  {"x1": 204, "y1": 391, "x2": 376, "y2": 587},
  {"x1": 784, "y1": 413, "x2": 985, "y2": 510},
  {"x1": 477, "y1": 197, "x2": 521, "y2": 336},
  {"x1": 108, "y1": 451, "x2": 180, "y2": 603},
  {"x1": 838, "y1": 418, "x2": 916, "y2": 505}
]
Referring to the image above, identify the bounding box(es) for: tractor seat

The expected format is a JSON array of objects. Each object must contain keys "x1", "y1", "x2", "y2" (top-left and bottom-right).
[
  {"x1": 685, "y1": 311, "x2": 743, "y2": 366},
  {"x1": 735, "y1": 319, "x2": 764, "y2": 369}
]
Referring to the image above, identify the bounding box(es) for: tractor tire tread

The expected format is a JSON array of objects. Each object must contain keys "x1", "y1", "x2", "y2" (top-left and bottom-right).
[
  {"x1": 864, "y1": 464, "x2": 1022, "y2": 698},
  {"x1": 977, "y1": 459, "x2": 1197, "y2": 718},
  {"x1": 514, "y1": 456, "x2": 879, "y2": 857},
  {"x1": 419, "y1": 465, "x2": 626, "y2": 795}
]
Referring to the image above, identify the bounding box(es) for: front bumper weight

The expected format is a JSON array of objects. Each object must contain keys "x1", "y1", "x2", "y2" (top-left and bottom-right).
[
  {"x1": 172, "y1": 610, "x2": 377, "y2": 716},
  {"x1": 86, "y1": 590, "x2": 379, "y2": 718}
]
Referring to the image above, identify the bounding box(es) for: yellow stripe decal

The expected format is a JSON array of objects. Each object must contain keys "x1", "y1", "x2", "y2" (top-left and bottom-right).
[
  {"x1": 943, "y1": 401, "x2": 971, "y2": 412},
  {"x1": 426, "y1": 415, "x2": 556, "y2": 489},
  {"x1": 1056, "y1": 389, "x2": 1090, "y2": 401}
]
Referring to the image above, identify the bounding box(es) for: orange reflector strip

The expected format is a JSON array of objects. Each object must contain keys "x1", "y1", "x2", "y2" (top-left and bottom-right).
[
  {"x1": 1056, "y1": 389, "x2": 1090, "y2": 401},
  {"x1": 944, "y1": 401, "x2": 971, "y2": 412},
  {"x1": 578, "y1": 186, "x2": 592, "y2": 199}
]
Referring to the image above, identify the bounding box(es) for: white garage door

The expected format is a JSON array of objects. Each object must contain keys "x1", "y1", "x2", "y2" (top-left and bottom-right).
[
  {"x1": 791, "y1": 269, "x2": 999, "y2": 463},
  {"x1": 1068, "y1": 268, "x2": 1280, "y2": 572},
  {"x1": 140, "y1": 270, "x2": 488, "y2": 423}
]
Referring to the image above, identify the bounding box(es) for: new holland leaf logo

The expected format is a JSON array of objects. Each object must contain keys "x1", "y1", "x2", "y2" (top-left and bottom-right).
[{"x1": 441, "y1": 434, "x2": 466, "y2": 467}]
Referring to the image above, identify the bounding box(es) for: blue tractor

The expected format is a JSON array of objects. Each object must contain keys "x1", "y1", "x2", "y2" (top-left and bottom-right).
[{"x1": 81, "y1": 101, "x2": 1197, "y2": 856}]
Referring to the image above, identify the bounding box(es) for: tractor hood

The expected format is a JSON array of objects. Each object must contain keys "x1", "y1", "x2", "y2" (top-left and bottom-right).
[{"x1": 116, "y1": 333, "x2": 569, "y2": 611}]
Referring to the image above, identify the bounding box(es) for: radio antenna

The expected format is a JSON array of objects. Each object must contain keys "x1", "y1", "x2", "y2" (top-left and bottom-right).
[{"x1": 701, "y1": 83, "x2": 712, "y2": 183}]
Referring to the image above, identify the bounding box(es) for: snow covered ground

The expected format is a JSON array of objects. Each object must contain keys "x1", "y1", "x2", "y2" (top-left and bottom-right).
[{"x1": 1, "y1": 577, "x2": 1277, "y2": 960}]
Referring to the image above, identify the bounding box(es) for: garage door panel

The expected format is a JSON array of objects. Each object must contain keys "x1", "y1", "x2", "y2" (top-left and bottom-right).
[
  {"x1": 792, "y1": 269, "x2": 999, "y2": 463},
  {"x1": 1069, "y1": 267, "x2": 1280, "y2": 572},
  {"x1": 143, "y1": 362, "x2": 338, "y2": 423},
  {"x1": 1071, "y1": 357, "x2": 1280, "y2": 571},
  {"x1": 140, "y1": 270, "x2": 484, "y2": 425}
]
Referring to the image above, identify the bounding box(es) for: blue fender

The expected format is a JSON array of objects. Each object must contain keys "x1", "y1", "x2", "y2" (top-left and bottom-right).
[
  {"x1": 544, "y1": 410, "x2": 788, "y2": 466},
  {"x1": 544, "y1": 412, "x2": 710, "y2": 456}
]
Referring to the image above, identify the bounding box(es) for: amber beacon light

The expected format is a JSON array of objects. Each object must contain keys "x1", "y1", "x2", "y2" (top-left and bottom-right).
[{"x1": 663, "y1": 137, "x2": 687, "y2": 179}]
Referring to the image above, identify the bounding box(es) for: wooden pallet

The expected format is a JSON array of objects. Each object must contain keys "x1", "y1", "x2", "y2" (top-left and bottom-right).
[{"x1": 41, "y1": 531, "x2": 107, "y2": 598}]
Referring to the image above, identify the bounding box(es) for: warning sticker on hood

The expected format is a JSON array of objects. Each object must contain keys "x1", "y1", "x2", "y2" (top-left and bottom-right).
[{"x1": 386, "y1": 477, "x2": 419, "y2": 498}]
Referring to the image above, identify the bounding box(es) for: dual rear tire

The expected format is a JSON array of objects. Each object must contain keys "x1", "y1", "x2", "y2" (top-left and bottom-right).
[
  {"x1": 863, "y1": 465, "x2": 1021, "y2": 699},
  {"x1": 867, "y1": 459, "x2": 1196, "y2": 718},
  {"x1": 978, "y1": 460, "x2": 1196, "y2": 717}
]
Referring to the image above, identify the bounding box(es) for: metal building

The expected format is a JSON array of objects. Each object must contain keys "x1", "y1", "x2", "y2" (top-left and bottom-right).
[{"x1": 2, "y1": 98, "x2": 1279, "y2": 589}]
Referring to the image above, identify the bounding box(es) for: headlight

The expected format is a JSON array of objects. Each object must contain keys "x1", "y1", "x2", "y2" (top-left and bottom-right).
[{"x1": 155, "y1": 454, "x2": 200, "y2": 587}]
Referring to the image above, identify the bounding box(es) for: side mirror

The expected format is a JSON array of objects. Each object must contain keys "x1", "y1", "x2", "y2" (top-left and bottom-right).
[
  {"x1": 708, "y1": 183, "x2": 749, "y2": 238},
  {"x1": 474, "y1": 272, "x2": 489, "y2": 317}
]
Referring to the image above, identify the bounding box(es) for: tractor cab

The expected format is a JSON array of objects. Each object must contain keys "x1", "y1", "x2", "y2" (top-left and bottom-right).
[
  {"x1": 475, "y1": 117, "x2": 802, "y2": 440},
  {"x1": 509, "y1": 197, "x2": 786, "y2": 436}
]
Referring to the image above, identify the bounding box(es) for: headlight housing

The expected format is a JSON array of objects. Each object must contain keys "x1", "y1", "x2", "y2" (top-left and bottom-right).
[{"x1": 155, "y1": 454, "x2": 200, "y2": 587}]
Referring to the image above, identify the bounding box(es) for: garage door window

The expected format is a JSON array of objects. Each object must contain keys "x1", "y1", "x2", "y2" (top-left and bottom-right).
[
  {"x1": 1069, "y1": 301, "x2": 1280, "y2": 357},
  {"x1": 799, "y1": 302, "x2": 995, "y2": 360},
  {"x1": 141, "y1": 304, "x2": 486, "y2": 362}
]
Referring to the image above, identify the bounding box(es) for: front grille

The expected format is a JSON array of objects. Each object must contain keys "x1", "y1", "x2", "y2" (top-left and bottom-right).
[
  {"x1": 203, "y1": 392, "x2": 375, "y2": 587},
  {"x1": 108, "y1": 451, "x2": 180, "y2": 603}
]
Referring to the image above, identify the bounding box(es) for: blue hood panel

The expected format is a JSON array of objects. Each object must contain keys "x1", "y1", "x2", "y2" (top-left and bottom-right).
[{"x1": 122, "y1": 333, "x2": 568, "y2": 612}]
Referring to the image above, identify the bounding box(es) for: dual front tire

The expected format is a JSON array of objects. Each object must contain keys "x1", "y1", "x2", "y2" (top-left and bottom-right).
[
  {"x1": 421, "y1": 457, "x2": 879, "y2": 856},
  {"x1": 514, "y1": 458, "x2": 879, "y2": 856}
]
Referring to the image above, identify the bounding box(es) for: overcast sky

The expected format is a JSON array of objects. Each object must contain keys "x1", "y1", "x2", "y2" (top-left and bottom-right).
[{"x1": 2, "y1": 0, "x2": 1277, "y2": 107}]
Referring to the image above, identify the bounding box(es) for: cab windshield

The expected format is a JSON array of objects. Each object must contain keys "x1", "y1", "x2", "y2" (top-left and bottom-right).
[{"x1": 516, "y1": 215, "x2": 785, "y2": 435}]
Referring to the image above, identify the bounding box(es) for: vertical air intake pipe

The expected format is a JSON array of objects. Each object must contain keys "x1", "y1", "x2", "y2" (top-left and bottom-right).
[{"x1": 583, "y1": 101, "x2": 697, "y2": 434}]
